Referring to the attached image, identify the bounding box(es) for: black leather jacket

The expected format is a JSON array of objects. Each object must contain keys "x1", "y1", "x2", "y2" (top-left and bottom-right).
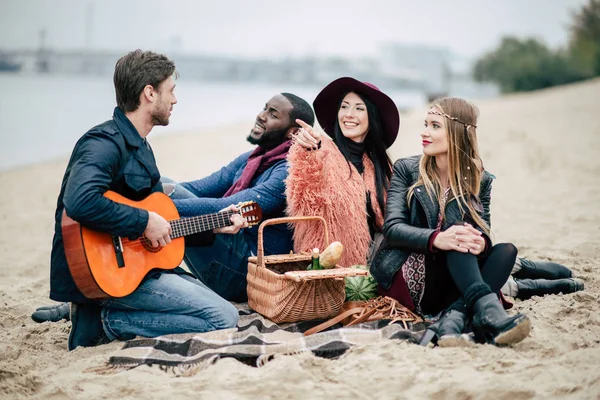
[
  {"x1": 370, "y1": 155, "x2": 494, "y2": 290},
  {"x1": 49, "y1": 108, "x2": 211, "y2": 303}
]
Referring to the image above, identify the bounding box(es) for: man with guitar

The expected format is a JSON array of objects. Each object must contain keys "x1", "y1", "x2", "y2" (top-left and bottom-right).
[
  {"x1": 33, "y1": 90, "x2": 316, "y2": 325},
  {"x1": 48, "y1": 50, "x2": 247, "y2": 350},
  {"x1": 162, "y1": 93, "x2": 315, "y2": 302}
]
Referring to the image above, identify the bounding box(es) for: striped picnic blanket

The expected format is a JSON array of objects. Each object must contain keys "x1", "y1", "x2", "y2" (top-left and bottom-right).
[{"x1": 104, "y1": 306, "x2": 424, "y2": 375}]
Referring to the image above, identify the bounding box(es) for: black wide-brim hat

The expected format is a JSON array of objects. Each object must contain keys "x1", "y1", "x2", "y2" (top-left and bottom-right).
[{"x1": 313, "y1": 77, "x2": 400, "y2": 148}]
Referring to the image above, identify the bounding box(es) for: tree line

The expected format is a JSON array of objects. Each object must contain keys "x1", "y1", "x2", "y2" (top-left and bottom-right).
[{"x1": 473, "y1": 0, "x2": 600, "y2": 92}]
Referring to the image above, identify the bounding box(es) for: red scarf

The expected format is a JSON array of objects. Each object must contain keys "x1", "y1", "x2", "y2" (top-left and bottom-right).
[{"x1": 224, "y1": 140, "x2": 292, "y2": 197}]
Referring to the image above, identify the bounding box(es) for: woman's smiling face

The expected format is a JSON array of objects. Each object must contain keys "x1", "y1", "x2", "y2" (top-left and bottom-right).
[{"x1": 338, "y1": 92, "x2": 369, "y2": 143}]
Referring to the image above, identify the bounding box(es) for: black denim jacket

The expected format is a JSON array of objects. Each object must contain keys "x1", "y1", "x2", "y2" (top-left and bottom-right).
[{"x1": 50, "y1": 108, "x2": 186, "y2": 303}]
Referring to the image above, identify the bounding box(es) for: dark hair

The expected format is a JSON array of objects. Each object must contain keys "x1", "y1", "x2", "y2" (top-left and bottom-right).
[
  {"x1": 114, "y1": 49, "x2": 178, "y2": 112},
  {"x1": 281, "y1": 92, "x2": 315, "y2": 127},
  {"x1": 332, "y1": 92, "x2": 392, "y2": 212}
]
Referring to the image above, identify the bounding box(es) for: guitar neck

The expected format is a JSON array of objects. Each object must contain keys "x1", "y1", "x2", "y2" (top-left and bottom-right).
[{"x1": 169, "y1": 211, "x2": 235, "y2": 239}]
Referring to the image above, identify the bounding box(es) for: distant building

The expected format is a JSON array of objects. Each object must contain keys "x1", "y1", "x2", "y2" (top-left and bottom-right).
[
  {"x1": 379, "y1": 43, "x2": 499, "y2": 99},
  {"x1": 380, "y1": 43, "x2": 452, "y2": 94},
  {"x1": 0, "y1": 52, "x2": 22, "y2": 72}
]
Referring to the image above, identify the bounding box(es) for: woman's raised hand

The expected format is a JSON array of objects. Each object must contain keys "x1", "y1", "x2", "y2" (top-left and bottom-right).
[
  {"x1": 433, "y1": 223, "x2": 486, "y2": 255},
  {"x1": 294, "y1": 119, "x2": 322, "y2": 150}
]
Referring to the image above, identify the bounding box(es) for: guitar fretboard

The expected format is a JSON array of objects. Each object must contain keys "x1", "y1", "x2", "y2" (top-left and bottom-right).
[{"x1": 169, "y1": 211, "x2": 236, "y2": 238}]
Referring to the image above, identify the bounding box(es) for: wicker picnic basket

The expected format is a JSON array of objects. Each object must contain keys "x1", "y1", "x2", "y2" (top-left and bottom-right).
[{"x1": 247, "y1": 216, "x2": 368, "y2": 324}]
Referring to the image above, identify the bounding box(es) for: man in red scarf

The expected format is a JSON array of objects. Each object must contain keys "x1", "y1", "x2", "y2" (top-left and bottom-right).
[{"x1": 161, "y1": 93, "x2": 315, "y2": 302}]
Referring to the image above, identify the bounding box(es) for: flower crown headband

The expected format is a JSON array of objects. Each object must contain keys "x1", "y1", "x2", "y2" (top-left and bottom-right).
[
  {"x1": 427, "y1": 109, "x2": 481, "y2": 178},
  {"x1": 427, "y1": 109, "x2": 477, "y2": 129}
]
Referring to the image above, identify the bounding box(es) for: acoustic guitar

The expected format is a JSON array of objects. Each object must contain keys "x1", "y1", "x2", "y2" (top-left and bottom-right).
[{"x1": 62, "y1": 190, "x2": 262, "y2": 300}]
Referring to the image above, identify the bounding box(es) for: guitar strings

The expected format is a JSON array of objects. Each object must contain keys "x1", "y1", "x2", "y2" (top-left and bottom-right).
[
  {"x1": 170, "y1": 210, "x2": 238, "y2": 238},
  {"x1": 117, "y1": 207, "x2": 257, "y2": 246},
  {"x1": 117, "y1": 211, "x2": 237, "y2": 247}
]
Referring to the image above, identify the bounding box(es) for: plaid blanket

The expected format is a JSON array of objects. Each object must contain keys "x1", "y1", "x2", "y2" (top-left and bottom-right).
[{"x1": 105, "y1": 306, "x2": 424, "y2": 375}]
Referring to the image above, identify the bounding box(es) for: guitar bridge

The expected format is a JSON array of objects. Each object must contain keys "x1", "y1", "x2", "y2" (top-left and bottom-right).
[{"x1": 112, "y1": 235, "x2": 125, "y2": 268}]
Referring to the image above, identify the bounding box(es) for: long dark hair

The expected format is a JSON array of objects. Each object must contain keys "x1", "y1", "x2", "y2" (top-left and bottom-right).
[{"x1": 331, "y1": 92, "x2": 392, "y2": 212}]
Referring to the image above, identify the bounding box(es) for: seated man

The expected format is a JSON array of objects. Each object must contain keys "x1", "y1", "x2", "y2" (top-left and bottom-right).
[
  {"x1": 163, "y1": 93, "x2": 315, "y2": 302},
  {"x1": 49, "y1": 50, "x2": 245, "y2": 350}
]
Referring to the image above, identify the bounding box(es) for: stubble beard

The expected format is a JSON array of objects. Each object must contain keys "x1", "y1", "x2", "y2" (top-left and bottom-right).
[
  {"x1": 151, "y1": 100, "x2": 171, "y2": 127},
  {"x1": 246, "y1": 126, "x2": 289, "y2": 149}
]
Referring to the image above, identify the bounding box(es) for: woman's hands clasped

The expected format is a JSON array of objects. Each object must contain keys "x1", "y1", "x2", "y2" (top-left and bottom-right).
[{"x1": 433, "y1": 222, "x2": 486, "y2": 255}]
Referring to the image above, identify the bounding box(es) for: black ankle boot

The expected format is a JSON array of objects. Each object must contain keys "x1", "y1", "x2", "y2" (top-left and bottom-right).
[
  {"x1": 437, "y1": 307, "x2": 474, "y2": 347},
  {"x1": 32, "y1": 302, "x2": 71, "y2": 323},
  {"x1": 516, "y1": 278, "x2": 584, "y2": 300},
  {"x1": 471, "y1": 293, "x2": 531, "y2": 346},
  {"x1": 68, "y1": 303, "x2": 109, "y2": 351},
  {"x1": 514, "y1": 258, "x2": 573, "y2": 280},
  {"x1": 419, "y1": 301, "x2": 473, "y2": 347}
]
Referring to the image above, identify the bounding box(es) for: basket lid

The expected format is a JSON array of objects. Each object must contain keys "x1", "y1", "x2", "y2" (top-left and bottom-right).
[
  {"x1": 264, "y1": 254, "x2": 311, "y2": 264},
  {"x1": 284, "y1": 268, "x2": 368, "y2": 282}
]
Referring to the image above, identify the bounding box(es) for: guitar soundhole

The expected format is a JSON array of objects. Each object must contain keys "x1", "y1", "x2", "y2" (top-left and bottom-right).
[{"x1": 140, "y1": 237, "x2": 162, "y2": 253}]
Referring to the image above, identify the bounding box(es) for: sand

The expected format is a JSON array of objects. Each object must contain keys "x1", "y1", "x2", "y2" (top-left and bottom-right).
[{"x1": 1, "y1": 79, "x2": 599, "y2": 399}]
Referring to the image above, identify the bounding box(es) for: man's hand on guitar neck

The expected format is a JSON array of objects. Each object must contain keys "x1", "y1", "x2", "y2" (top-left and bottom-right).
[
  {"x1": 145, "y1": 211, "x2": 173, "y2": 248},
  {"x1": 214, "y1": 204, "x2": 249, "y2": 235}
]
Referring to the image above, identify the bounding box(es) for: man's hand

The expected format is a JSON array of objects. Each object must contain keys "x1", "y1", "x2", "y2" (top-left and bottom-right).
[
  {"x1": 214, "y1": 204, "x2": 249, "y2": 235},
  {"x1": 433, "y1": 223, "x2": 484, "y2": 254},
  {"x1": 144, "y1": 211, "x2": 172, "y2": 248}
]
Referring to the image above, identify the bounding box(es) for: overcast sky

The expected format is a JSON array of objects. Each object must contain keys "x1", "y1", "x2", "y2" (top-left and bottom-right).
[{"x1": 0, "y1": 0, "x2": 589, "y2": 60}]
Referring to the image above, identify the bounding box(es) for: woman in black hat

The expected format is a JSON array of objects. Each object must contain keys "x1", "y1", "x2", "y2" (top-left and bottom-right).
[{"x1": 286, "y1": 77, "x2": 399, "y2": 268}]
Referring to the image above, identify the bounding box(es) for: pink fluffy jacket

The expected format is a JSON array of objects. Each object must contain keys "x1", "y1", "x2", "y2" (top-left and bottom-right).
[{"x1": 285, "y1": 137, "x2": 384, "y2": 267}]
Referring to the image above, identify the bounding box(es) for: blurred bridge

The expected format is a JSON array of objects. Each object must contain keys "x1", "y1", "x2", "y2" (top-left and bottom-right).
[{"x1": 0, "y1": 48, "x2": 425, "y2": 90}]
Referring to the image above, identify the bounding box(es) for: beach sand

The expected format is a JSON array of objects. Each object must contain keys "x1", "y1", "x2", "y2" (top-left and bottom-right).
[{"x1": 1, "y1": 79, "x2": 599, "y2": 399}]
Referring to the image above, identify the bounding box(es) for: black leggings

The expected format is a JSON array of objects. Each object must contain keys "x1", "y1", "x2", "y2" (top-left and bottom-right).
[
  {"x1": 420, "y1": 243, "x2": 517, "y2": 315},
  {"x1": 446, "y1": 243, "x2": 517, "y2": 294}
]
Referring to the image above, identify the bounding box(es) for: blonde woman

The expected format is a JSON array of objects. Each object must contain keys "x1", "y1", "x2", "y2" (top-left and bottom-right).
[{"x1": 371, "y1": 97, "x2": 531, "y2": 347}]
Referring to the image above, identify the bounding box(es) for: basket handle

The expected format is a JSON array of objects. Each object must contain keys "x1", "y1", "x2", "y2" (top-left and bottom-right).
[{"x1": 256, "y1": 216, "x2": 329, "y2": 267}]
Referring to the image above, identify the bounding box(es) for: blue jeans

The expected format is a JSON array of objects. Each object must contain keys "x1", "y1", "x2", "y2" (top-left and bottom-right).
[
  {"x1": 100, "y1": 272, "x2": 239, "y2": 341},
  {"x1": 162, "y1": 177, "x2": 251, "y2": 303}
]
